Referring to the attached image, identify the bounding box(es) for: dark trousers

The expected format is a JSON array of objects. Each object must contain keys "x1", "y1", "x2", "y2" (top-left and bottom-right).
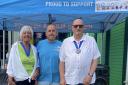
[{"x1": 16, "y1": 79, "x2": 35, "y2": 85}]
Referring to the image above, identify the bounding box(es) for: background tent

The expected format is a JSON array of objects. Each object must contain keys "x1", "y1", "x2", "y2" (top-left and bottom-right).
[{"x1": 0, "y1": 0, "x2": 128, "y2": 32}]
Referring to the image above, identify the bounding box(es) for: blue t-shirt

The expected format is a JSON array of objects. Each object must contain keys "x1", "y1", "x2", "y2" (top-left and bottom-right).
[{"x1": 37, "y1": 39, "x2": 61, "y2": 83}]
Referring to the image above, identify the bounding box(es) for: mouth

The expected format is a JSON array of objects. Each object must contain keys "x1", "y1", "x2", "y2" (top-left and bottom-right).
[
  {"x1": 49, "y1": 34, "x2": 55, "y2": 37},
  {"x1": 76, "y1": 29, "x2": 81, "y2": 32}
]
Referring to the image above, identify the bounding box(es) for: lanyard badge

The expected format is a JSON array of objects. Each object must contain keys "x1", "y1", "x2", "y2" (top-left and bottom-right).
[{"x1": 73, "y1": 40, "x2": 83, "y2": 54}]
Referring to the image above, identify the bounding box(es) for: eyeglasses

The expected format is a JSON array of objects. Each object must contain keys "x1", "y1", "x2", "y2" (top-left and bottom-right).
[{"x1": 72, "y1": 25, "x2": 84, "y2": 28}]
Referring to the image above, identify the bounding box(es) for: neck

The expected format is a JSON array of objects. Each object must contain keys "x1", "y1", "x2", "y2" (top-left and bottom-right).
[
  {"x1": 74, "y1": 34, "x2": 83, "y2": 41},
  {"x1": 22, "y1": 41, "x2": 30, "y2": 49},
  {"x1": 47, "y1": 39, "x2": 56, "y2": 43}
]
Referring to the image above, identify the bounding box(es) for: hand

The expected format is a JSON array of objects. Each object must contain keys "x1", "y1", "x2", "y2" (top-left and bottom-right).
[
  {"x1": 8, "y1": 78, "x2": 16, "y2": 85},
  {"x1": 60, "y1": 79, "x2": 66, "y2": 85},
  {"x1": 31, "y1": 68, "x2": 40, "y2": 80},
  {"x1": 83, "y1": 75, "x2": 92, "y2": 85}
]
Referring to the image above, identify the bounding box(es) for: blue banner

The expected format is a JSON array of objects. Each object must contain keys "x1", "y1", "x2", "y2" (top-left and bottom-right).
[{"x1": 42, "y1": 0, "x2": 96, "y2": 14}]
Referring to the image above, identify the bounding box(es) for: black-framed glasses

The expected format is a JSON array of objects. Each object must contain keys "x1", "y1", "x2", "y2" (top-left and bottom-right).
[{"x1": 72, "y1": 25, "x2": 84, "y2": 28}]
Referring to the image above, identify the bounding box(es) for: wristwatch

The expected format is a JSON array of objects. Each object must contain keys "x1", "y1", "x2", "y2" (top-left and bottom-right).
[{"x1": 88, "y1": 73, "x2": 93, "y2": 77}]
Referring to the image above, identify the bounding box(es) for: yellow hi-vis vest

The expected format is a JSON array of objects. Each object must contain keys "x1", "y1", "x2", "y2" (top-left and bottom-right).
[{"x1": 18, "y1": 43, "x2": 35, "y2": 76}]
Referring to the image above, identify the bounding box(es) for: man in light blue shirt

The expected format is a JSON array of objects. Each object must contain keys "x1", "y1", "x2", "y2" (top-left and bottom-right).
[{"x1": 37, "y1": 24, "x2": 61, "y2": 85}]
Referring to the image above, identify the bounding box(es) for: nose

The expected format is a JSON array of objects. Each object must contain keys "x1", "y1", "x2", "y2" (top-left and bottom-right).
[
  {"x1": 25, "y1": 33, "x2": 29, "y2": 35},
  {"x1": 76, "y1": 26, "x2": 80, "y2": 30}
]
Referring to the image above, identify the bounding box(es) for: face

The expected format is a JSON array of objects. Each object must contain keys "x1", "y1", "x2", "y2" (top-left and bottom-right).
[
  {"x1": 21, "y1": 31, "x2": 32, "y2": 43},
  {"x1": 46, "y1": 24, "x2": 57, "y2": 41},
  {"x1": 72, "y1": 19, "x2": 84, "y2": 36}
]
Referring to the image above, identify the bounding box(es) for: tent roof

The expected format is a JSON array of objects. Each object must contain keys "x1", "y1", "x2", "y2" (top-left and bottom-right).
[{"x1": 0, "y1": 0, "x2": 128, "y2": 33}]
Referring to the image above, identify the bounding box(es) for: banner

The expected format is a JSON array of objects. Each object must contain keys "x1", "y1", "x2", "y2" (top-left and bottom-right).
[
  {"x1": 42, "y1": 0, "x2": 95, "y2": 14},
  {"x1": 95, "y1": 0, "x2": 128, "y2": 12},
  {"x1": 41, "y1": 0, "x2": 128, "y2": 13}
]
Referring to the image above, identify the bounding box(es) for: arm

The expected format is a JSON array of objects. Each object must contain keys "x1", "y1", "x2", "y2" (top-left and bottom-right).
[
  {"x1": 89, "y1": 59, "x2": 98, "y2": 76},
  {"x1": 8, "y1": 75, "x2": 16, "y2": 85},
  {"x1": 83, "y1": 59, "x2": 98, "y2": 85},
  {"x1": 59, "y1": 61, "x2": 66, "y2": 85},
  {"x1": 32, "y1": 46, "x2": 40, "y2": 80},
  {"x1": 89, "y1": 37, "x2": 100, "y2": 75},
  {"x1": 83, "y1": 38, "x2": 100, "y2": 85},
  {"x1": 31, "y1": 67, "x2": 40, "y2": 80},
  {"x1": 31, "y1": 57, "x2": 40, "y2": 80},
  {"x1": 59, "y1": 41, "x2": 66, "y2": 85}
]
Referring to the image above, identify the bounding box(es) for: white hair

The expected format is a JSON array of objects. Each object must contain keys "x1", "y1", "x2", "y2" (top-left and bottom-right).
[{"x1": 19, "y1": 25, "x2": 33, "y2": 40}]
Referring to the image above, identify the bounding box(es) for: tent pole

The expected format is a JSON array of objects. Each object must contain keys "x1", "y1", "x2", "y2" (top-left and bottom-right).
[
  {"x1": 8, "y1": 31, "x2": 11, "y2": 54},
  {"x1": 2, "y1": 18, "x2": 6, "y2": 69},
  {"x1": 48, "y1": 14, "x2": 52, "y2": 24},
  {"x1": 101, "y1": 32, "x2": 104, "y2": 64},
  {"x1": 2, "y1": 30, "x2": 5, "y2": 69}
]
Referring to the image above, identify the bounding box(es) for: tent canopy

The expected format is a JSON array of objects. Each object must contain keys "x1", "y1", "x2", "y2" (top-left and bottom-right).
[{"x1": 0, "y1": 0, "x2": 128, "y2": 33}]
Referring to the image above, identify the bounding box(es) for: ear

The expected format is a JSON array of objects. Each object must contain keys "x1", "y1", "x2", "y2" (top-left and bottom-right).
[
  {"x1": 56, "y1": 31, "x2": 58, "y2": 37},
  {"x1": 72, "y1": 26, "x2": 75, "y2": 32}
]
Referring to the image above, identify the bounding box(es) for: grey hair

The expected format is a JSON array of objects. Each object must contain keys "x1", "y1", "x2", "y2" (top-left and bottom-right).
[{"x1": 19, "y1": 25, "x2": 33, "y2": 40}]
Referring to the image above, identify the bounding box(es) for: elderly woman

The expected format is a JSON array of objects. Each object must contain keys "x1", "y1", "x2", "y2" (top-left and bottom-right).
[{"x1": 7, "y1": 25, "x2": 39, "y2": 85}]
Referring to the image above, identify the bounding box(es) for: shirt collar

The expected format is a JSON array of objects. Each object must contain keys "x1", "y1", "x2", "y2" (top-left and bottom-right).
[
  {"x1": 71, "y1": 33, "x2": 86, "y2": 43},
  {"x1": 46, "y1": 39, "x2": 57, "y2": 44}
]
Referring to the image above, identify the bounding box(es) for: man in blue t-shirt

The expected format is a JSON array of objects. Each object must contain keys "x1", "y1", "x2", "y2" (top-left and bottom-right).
[{"x1": 37, "y1": 24, "x2": 61, "y2": 85}]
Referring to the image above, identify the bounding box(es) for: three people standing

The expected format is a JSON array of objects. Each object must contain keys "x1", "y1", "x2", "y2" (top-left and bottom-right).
[{"x1": 7, "y1": 19, "x2": 100, "y2": 85}]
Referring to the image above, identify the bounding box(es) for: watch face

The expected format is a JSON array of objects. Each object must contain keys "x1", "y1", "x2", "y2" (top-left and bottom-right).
[{"x1": 88, "y1": 73, "x2": 93, "y2": 77}]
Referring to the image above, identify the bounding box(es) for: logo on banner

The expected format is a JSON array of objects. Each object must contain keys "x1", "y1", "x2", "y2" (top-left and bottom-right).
[{"x1": 95, "y1": 0, "x2": 128, "y2": 12}]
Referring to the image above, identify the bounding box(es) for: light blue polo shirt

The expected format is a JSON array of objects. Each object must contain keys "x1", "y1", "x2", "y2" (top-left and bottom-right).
[{"x1": 37, "y1": 39, "x2": 61, "y2": 83}]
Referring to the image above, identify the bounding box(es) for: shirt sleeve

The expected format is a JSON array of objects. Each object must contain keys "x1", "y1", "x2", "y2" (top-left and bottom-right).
[
  {"x1": 36, "y1": 56, "x2": 40, "y2": 68},
  {"x1": 36, "y1": 43, "x2": 40, "y2": 68},
  {"x1": 92, "y1": 38, "x2": 101, "y2": 59},
  {"x1": 34, "y1": 47, "x2": 40, "y2": 68},
  {"x1": 6, "y1": 46, "x2": 15, "y2": 77},
  {"x1": 59, "y1": 42, "x2": 66, "y2": 62}
]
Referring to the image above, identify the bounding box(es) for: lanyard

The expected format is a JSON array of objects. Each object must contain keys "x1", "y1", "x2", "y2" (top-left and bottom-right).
[{"x1": 73, "y1": 40, "x2": 83, "y2": 49}]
